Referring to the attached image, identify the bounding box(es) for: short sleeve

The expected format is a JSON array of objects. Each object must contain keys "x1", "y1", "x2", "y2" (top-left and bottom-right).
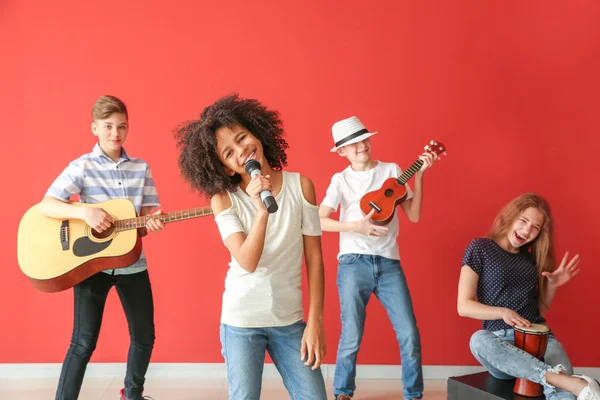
[
  {"x1": 214, "y1": 197, "x2": 245, "y2": 242},
  {"x1": 321, "y1": 173, "x2": 343, "y2": 211},
  {"x1": 141, "y1": 165, "x2": 161, "y2": 207},
  {"x1": 462, "y1": 238, "x2": 485, "y2": 275},
  {"x1": 302, "y1": 198, "x2": 322, "y2": 236},
  {"x1": 45, "y1": 160, "x2": 84, "y2": 201}
]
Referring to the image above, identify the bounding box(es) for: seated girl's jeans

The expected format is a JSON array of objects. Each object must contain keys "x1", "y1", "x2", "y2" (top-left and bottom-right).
[{"x1": 470, "y1": 328, "x2": 575, "y2": 400}]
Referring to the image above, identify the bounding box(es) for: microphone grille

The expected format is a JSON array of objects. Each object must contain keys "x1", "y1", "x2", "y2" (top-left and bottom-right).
[{"x1": 244, "y1": 159, "x2": 261, "y2": 174}]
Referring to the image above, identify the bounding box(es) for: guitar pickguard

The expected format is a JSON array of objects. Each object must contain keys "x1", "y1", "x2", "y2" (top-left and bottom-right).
[{"x1": 73, "y1": 237, "x2": 112, "y2": 257}]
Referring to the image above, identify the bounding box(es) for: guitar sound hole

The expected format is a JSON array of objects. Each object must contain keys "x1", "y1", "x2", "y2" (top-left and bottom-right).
[
  {"x1": 384, "y1": 189, "x2": 394, "y2": 198},
  {"x1": 91, "y1": 225, "x2": 115, "y2": 239}
]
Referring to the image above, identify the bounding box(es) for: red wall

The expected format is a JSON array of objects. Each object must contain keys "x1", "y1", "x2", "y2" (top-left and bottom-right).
[{"x1": 1, "y1": 1, "x2": 598, "y2": 366}]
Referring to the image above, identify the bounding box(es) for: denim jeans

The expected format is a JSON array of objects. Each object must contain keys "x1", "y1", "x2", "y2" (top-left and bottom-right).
[
  {"x1": 470, "y1": 329, "x2": 575, "y2": 399},
  {"x1": 220, "y1": 320, "x2": 327, "y2": 400},
  {"x1": 334, "y1": 254, "x2": 423, "y2": 399},
  {"x1": 55, "y1": 270, "x2": 155, "y2": 400}
]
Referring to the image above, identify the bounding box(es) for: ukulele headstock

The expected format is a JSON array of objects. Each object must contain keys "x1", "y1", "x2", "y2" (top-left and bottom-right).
[{"x1": 424, "y1": 140, "x2": 447, "y2": 159}]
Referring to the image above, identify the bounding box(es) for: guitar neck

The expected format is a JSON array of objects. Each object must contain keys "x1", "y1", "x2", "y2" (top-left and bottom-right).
[
  {"x1": 114, "y1": 207, "x2": 213, "y2": 231},
  {"x1": 396, "y1": 159, "x2": 424, "y2": 185}
]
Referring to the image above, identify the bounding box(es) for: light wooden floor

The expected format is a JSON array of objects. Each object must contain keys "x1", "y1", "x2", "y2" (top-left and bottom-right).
[{"x1": 0, "y1": 377, "x2": 449, "y2": 399}]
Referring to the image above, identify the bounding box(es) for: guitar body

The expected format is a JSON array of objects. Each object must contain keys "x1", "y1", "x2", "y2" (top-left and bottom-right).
[
  {"x1": 360, "y1": 178, "x2": 409, "y2": 225},
  {"x1": 17, "y1": 199, "x2": 141, "y2": 292}
]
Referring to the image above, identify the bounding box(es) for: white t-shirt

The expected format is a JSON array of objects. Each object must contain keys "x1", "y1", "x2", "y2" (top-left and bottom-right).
[
  {"x1": 214, "y1": 171, "x2": 322, "y2": 328},
  {"x1": 321, "y1": 161, "x2": 413, "y2": 260}
]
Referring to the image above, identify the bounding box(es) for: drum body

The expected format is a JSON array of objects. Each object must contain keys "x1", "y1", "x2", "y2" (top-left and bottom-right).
[{"x1": 513, "y1": 323, "x2": 550, "y2": 397}]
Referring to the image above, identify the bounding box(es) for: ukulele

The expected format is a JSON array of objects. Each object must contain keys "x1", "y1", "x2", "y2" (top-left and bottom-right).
[
  {"x1": 17, "y1": 198, "x2": 212, "y2": 292},
  {"x1": 359, "y1": 141, "x2": 446, "y2": 225}
]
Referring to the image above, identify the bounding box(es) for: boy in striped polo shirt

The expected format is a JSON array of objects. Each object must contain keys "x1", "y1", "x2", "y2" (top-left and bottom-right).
[{"x1": 40, "y1": 95, "x2": 163, "y2": 400}]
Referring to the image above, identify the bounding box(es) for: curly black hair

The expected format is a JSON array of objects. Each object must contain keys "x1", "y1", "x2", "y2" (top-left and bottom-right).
[{"x1": 175, "y1": 94, "x2": 289, "y2": 198}]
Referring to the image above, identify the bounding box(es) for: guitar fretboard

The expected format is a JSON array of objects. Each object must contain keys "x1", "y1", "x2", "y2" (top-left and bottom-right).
[
  {"x1": 397, "y1": 159, "x2": 424, "y2": 185},
  {"x1": 114, "y1": 207, "x2": 213, "y2": 231}
]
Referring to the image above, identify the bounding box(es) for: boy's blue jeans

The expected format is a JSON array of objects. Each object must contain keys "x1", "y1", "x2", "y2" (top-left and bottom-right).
[
  {"x1": 334, "y1": 254, "x2": 423, "y2": 399},
  {"x1": 220, "y1": 320, "x2": 327, "y2": 400},
  {"x1": 470, "y1": 329, "x2": 575, "y2": 399}
]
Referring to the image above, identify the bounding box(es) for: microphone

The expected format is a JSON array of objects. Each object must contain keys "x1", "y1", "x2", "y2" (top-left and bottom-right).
[{"x1": 244, "y1": 159, "x2": 278, "y2": 213}]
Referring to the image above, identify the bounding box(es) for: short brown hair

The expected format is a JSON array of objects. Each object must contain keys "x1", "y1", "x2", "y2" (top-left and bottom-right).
[{"x1": 91, "y1": 95, "x2": 128, "y2": 120}]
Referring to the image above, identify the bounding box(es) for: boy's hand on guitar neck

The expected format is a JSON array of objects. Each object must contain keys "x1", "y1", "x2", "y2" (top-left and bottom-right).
[
  {"x1": 353, "y1": 209, "x2": 388, "y2": 237},
  {"x1": 416, "y1": 151, "x2": 437, "y2": 175},
  {"x1": 138, "y1": 209, "x2": 166, "y2": 237},
  {"x1": 81, "y1": 207, "x2": 113, "y2": 233},
  {"x1": 146, "y1": 209, "x2": 165, "y2": 232}
]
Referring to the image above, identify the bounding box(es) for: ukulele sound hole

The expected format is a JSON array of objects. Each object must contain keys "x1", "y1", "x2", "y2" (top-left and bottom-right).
[
  {"x1": 384, "y1": 189, "x2": 394, "y2": 198},
  {"x1": 91, "y1": 225, "x2": 115, "y2": 240}
]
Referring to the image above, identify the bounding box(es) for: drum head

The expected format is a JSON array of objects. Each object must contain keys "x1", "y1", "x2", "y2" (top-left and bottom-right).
[{"x1": 514, "y1": 323, "x2": 550, "y2": 334}]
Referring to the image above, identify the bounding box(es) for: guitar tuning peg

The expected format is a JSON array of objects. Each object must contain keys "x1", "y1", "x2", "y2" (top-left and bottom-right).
[
  {"x1": 443, "y1": 152, "x2": 447, "y2": 156},
  {"x1": 430, "y1": 140, "x2": 434, "y2": 145}
]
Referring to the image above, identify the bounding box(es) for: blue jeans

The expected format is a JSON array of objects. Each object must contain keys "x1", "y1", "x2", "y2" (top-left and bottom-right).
[
  {"x1": 470, "y1": 329, "x2": 575, "y2": 399},
  {"x1": 220, "y1": 320, "x2": 327, "y2": 400},
  {"x1": 334, "y1": 254, "x2": 423, "y2": 399}
]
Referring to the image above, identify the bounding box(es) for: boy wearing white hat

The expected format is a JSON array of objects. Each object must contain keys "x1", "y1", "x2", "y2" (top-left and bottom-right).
[{"x1": 319, "y1": 116, "x2": 436, "y2": 400}]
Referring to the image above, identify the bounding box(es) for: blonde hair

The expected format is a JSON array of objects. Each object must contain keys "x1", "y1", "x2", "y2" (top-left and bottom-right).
[
  {"x1": 487, "y1": 193, "x2": 556, "y2": 308},
  {"x1": 91, "y1": 95, "x2": 128, "y2": 120}
]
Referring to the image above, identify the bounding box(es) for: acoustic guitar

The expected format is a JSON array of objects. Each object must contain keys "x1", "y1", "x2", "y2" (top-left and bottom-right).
[
  {"x1": 359, "y1": 140, "x2": 446, "y2": 225},
  {"x1": 17, "y1": 198, "x2": 212, "y2": 292}
]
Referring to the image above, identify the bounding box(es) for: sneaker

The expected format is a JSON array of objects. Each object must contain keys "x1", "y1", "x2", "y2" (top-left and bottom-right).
[
  {"x1": 575, "y1": 375, "x2": 600, "y2": 400},
  {"x1": 119, "y1": 388, "x2": 155, "y2": 400}
]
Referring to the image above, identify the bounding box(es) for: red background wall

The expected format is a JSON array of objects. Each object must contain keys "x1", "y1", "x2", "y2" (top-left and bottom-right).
[{"x1": 1, "y1": 1, "x2": 598, "y2": 366}]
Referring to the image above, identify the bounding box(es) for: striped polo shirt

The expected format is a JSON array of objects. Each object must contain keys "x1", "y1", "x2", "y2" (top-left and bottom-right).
[{"x1": 46, "y1": 143, "x2": 160, "y2": 275}]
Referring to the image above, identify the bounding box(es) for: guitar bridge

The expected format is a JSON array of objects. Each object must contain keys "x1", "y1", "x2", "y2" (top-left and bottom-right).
[
  {"x1": 369, "y1": 202, "x2": 381, "y2": 213},
  {"x1": 60, "y1": 220, "x2": 69, "y2": 251}
]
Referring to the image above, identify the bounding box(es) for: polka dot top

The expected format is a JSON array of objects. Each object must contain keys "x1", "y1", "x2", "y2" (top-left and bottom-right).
[{"x1": 462, "y1": 237, "x2": 544, "y2": 331}]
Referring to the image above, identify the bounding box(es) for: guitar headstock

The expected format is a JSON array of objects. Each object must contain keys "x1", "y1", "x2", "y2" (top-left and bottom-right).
[{"x1": 424, "y1": 140, "x2": 447, "y2": 159}]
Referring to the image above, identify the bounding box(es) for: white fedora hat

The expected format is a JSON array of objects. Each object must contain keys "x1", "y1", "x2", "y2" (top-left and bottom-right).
[{"x1": 330, "y1": 116, "x2": 377, "y2": 152}]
